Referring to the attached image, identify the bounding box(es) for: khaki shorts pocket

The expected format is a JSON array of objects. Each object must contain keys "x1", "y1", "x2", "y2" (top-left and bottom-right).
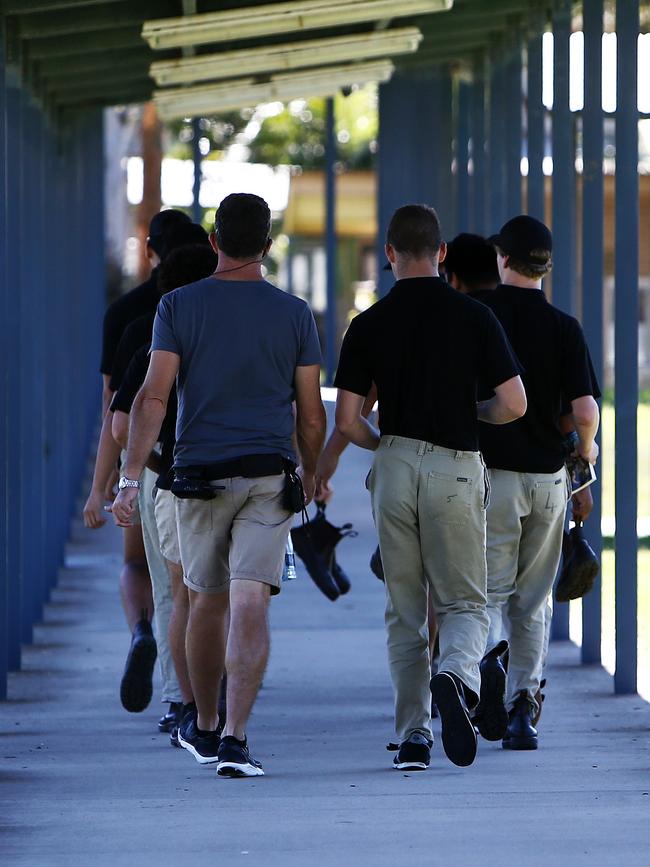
[
  {"x1": 427, "y1": 471, "x2": 474, "y2": 525},
  {"x1": 176, "y1": 498, "x2": 213, "y2": 534}
]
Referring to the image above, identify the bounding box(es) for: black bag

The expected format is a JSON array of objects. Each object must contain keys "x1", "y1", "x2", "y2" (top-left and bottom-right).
[{"x1": 291, "y1": 502, "x2": 357, "y2": 600}]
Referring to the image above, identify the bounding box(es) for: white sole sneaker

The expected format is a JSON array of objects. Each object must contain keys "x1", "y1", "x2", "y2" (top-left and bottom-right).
[
  {"x1": 178, "y1": 733, "x2": 219, "y2": 764},
  {"x1": 393, "y1": 760, "x2": 428, "y2": 770},
  {"x1": 217, "y1": 761, "x2": 265, "y2": 778}
]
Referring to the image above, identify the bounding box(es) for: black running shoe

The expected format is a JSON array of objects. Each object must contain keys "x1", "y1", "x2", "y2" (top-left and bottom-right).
[
  {"x1": 158, "y1": 701, "x2": 182, "y2": 733},
  {"x1": 392, "y1": 732, "x2": 432, "y2": 770},
  {"x1": 216, "y1": 736, "x2": 264, "y2": 778},
  {"x1": 430, "y1": 671, "x2": 478, "y2": 767},
  {"x1": 120, "y1": 618, "x2": 157, "y2": 713},
  {"x1": 178, "y1": 717, "x2": 220, "y2": 764},
  {"x1": 474, "y1": 640, "x2": 509, "y2": 742}
]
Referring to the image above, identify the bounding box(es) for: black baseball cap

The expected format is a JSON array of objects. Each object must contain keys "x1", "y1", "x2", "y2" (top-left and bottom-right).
[
  {"x1": 487, "y1": 215, "x2": 552, "y2": 273},
  {"x1": 147, "y1": 209, "x2": 192, "y2": 255}
]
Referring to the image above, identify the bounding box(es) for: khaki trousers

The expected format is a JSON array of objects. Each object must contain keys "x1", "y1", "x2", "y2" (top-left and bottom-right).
[
  {"x1": 485, "y1": 468, "x2": 570, "y2": 713},
  {"x1": 369, "y1": 436, "x2": 490, "y2": 743},
  {"x1": 139, "y1": 468, "x2": 182, "y2": 705}
]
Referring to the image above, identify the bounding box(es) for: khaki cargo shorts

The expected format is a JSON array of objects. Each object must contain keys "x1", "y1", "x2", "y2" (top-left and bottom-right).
[
  {"x1": 154, "y1": 487, "x2": 181, "y2": 565},
  {"x1": 175, "y1": 473, "x2": 293, "y2": 596}
]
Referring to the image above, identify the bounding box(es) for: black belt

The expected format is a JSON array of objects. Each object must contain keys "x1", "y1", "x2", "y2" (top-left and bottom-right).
[{"x1": 177, "y1": 453, "x2": 293, "y2": 481}]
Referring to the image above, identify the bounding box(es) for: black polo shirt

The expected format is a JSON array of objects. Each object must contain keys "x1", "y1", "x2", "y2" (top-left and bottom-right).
[
  {"x1": 334, "y1": 276, "x2": 522, "y2": 452},
  {"x1": 476, "y1": 284, "x2": 601, "y2": 473},
  {"x1": 100, "y1": 267, "x2": 160, "y2": 376},
  {"x1": 110, "y1": 343, "x2": 177, "y2": 489},
  {"x1": 109, "y1": 312, "x2": 155, "y2": 393}
]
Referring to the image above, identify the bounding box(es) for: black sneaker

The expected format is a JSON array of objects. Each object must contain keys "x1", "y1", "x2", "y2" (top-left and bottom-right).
[
  {"x1": 392, "y1": 732, "x2": 432, "y2": 770},
  {"x1": 430, "y1": 671, "x2": 478, "y2": 767},
  {"x1": 158, "y1": 701, "x2": 182, "y2": 733},
  {"x1": 120, "y1": 618, "x2": 157, "y2": 713},
  {"x1": 172, "y1": 702, "x2": 197, "y2": 749},
  {"x1": 178, "y1": 717, "x2": 220, "y2": 764},
  {"x1": 474, "y1": 640, "x2": 509, "y2": 742},
  {"x1": 216, "y1": 736, "x2": 264, "y2": 778}
]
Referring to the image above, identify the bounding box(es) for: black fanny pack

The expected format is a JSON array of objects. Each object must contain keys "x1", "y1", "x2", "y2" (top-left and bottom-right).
[{"x1": 172, "y1": 454, "x2": 301, "y2": 506}]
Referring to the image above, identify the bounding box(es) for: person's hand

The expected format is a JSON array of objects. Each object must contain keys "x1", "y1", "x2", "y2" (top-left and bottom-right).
[
  {"x1": 298, "y1": 466, "x2": 316, "y2": 506},
  {"x1": 83, "y1": 489, "x2": 107, "y2": 529},
  {"x1": 103, "y1": 466, "x2": 118, "y2": 501},
  {"x1": 315, "y1": 449, "x2": 339, "y2": 503},
  {"x1": 578, "y1": 440, "x2": 599, "y2": 464},
  {"x1": 572, "y1": 486, "x2": 593, "y2": 523},
  {"x1": 109, "y1": 487, "x2": 139, "y2": 528}
]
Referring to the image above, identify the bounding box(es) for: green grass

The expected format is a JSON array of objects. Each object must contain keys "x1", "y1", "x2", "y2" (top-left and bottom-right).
[
  {"x1": 601, "y1": 403, "x2": 650, "y2": 518},
  {"x1": 568, "y1": 402, "x2": 650, "y2": 699},
  {"x1": 570, "y1": 550, "x2": 650, "y2": 699}
]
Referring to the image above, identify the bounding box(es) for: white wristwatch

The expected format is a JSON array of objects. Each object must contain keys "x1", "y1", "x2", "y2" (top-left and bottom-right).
[{"x1": 118, "y1": 476, "x2": 140, "y2": 491}]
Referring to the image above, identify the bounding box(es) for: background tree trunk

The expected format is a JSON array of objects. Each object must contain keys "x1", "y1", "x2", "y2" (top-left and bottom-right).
[{"x1": 136, "y1": 101, "x2": 162, "y2": 282}]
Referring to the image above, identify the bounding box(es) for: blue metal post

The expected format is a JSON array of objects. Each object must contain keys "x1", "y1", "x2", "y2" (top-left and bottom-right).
[
  {"x1": 505, "y1": 44, "x2": 523, "y2": 218},
  {"x1": 488, "y1": 50, "x2": 507, "y2": 230},
  {"x1": 191, "y1": 117, "x2": 202, "y2": 225},
  {"x1": 470, "y1": 54, "x2": 487, "y2": 234},
  {"x1": 325, "y1": 96, "x2": 337, "y2": 385},
  {"x1": 550, "y1": 0, "x2": 575, "y2": 642},
  {"x1": 0, "y1": 35, "x2": 7, "y2": 698},
  {"x1": 526, "y1": 30, "x2": 545, "y2": 220},
  {"x1": 4, "y1": 73, "x2": 22, "y2": 670},
  {"x1": 581, "y1": 0, "x2": 604, "y2": 666},
  {"x1": 377, "y1": 71, "x2": 450, "y2": 294},
  {"x1": 614, "y1": 0, "x2": 639, "y2": 695},
  {"x1": 455, "y1": 77, "x2": 470, "y2": 236}
]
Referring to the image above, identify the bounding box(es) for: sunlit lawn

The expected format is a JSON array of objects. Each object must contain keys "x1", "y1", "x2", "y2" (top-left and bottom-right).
[{"x1": 600, "y1": 403, "x2": 650, "y2": 518}]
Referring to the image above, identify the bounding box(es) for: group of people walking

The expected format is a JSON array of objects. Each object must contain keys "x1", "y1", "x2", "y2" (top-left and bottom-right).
[{"x1": 85, "y1": 192, "x2": 599, "y2": 778}]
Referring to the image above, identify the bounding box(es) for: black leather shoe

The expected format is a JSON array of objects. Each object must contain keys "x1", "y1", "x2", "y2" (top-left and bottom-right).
[
  {"x1": 474, "y1": 640, "x2": 509, "y2": 742},
  {"x1": 430, "y1": 671, "x2": 477, "y2": 767},
  {"x1": 331, "y1": 555, "x2": 351, "y2": 595},
  {"x1": 369, "y1": 545, "x2": 385, "y2": 582},
  {"x1": 502, "y1": 690, "x2": 538, "y2": 750},
  {"x1": 158, "y1": 702, "x2": 182, "y2": 733},
  {"x1": 555, "y1": 523, "x2": 600, "y2": 602},
  {"x1": 120, "y1": 618, "x2": 157, "y2": 713}
]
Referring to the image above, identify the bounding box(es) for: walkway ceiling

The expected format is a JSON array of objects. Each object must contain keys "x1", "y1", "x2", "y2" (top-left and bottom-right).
[{"x1": 0, "y1": 0, "x2": 642, "y2": 116}]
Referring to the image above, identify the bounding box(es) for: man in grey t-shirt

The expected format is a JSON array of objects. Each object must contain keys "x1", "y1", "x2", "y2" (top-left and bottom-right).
[{"x1": 112, "y1": 194, "x2": 326, "y2": 777}]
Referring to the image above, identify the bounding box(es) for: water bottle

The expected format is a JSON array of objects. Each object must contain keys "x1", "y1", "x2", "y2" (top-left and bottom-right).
[{"x1": 282, "y1": 535, "x2": 297, "y2": 582}]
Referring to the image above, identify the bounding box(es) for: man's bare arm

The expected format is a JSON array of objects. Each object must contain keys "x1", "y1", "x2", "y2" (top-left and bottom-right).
[
  {"x1": 294, "y1": 364, "x2": 327, "y2": 504},
  {"x1": 335, "y1": 389, "x2": 381, "y2": 451},
  {"x1": 477, "y1": 375, "x2": 527, "y2": 424},
  {"x1": 315, "y1": 383, "x2": 377, "y2": 500},
  {"x1": 571, "y1": 395, "x2": 600, "y2": 463},
  {"x1": 112, "y1": 409, "x2": 162, "y2": 474},
  {"x1": 122, "y1": 351, "x2": 179, "y2": 479},
  {"x1": 82, "y1": 409, "x2": 122, "y2": 529},
  {"x1": 101, "y1": 374, "x2": 113, "y2": 416}
]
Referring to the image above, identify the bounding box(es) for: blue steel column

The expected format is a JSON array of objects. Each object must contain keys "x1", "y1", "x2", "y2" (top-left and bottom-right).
[
  {"x1": 455, "y1": 76, "x2": 470, "y2": 236},
  {"x1": 550, "y1": 0, "x2": 575, "y2": 642},
  {"x1": 0, "y1": 36, "x2": 7, "y2": 698},
  {"x1": 325, "y1": 96, "x2": 337, "y2": 385},
  {"x1": 526, "y1": 30, "x2": 545, "y2": 220},
  {"x1": 4, "y1": 72, "x2": 22, "y2": 670},
  {"x1": 470, "y1": 54, "x2": 487, "y2": 234},
  {"x1": 581, "y1": 0, "x2": 604, "y2": 666},
  {"x1": 488, "y1": 49, "x2": 507, "y2": 230},
  {"x1": 505, "y1": 43, "x2": 523, "y2": 218},
  {"x1": 614, "y1": 0, "x2": 639, "y2": 695}
]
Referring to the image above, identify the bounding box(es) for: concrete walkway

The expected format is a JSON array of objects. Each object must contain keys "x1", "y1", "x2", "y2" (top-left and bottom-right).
[{"x1": 2, "y1": 441, "x2": 649, "y2": 867}]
